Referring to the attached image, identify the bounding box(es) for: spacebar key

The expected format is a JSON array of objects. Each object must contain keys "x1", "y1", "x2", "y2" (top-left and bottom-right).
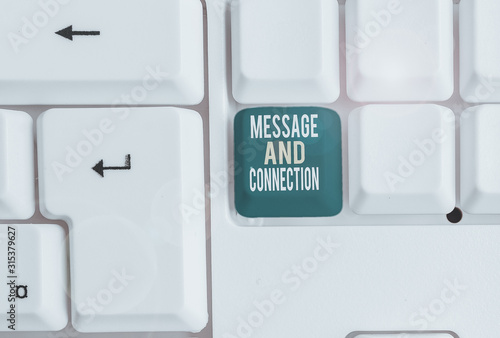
[
  {"x1": 37, "y1": 107, "x2": 207, "y2": 332},
  {"x1": 354, "y1": 334, "x2": 454, "y2": 338}
]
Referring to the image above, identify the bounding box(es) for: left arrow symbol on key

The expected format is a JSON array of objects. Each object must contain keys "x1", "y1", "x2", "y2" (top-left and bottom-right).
[
  {"x1": 93, "y1": 155, "x2": 131, "y2": 177},
  {"x1": 55, "y1": 25, "x2": 101, "y2": 41}
]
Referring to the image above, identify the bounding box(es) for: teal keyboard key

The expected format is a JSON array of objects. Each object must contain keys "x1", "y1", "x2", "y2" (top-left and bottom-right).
[{"x1": 234, "y1": 107, "x2": 343, "y2": 218}]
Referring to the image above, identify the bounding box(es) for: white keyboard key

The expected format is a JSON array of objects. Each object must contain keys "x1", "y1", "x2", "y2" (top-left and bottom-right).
[
  {"x1": 231, "y1": 0, "x2": 340, "y2": 104},
  {"x1": 0, "y1": 224, "x2": 67, "y2": 331},
  {"x1": 345, "y1": 0, "x2": 454, "y2": 102},
  {"x1": 354, "y1": 334, "x2": 453, "y2": 338},
  {"x1": 0, "y1": 109, "x2": 34, "y2": 219},
  {"x1": 0, "y1": 0, "x2": 203, "y2": 105},
  {"x1": 461, "y1": 105, "x2": 500, "y2": 213},
  {"x1": 349, "y1": 104, "x2": 456, "y2": 215},
  {"x1": 38, "y1": 108, "x2": 207, "y2": 332},
  {"x1": 460, "y1": 0, "x2": 500, "y2": 102}
]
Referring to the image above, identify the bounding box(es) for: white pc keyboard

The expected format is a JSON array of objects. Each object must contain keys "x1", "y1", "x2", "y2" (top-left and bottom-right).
[{"x1": 0, "y1": 0, "x2": 500, "y2": 337}]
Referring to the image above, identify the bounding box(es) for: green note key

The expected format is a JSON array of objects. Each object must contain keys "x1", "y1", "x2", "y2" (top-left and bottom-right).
[{"x1": 234, "y1": 107, "x2": 343, "y2": 218}]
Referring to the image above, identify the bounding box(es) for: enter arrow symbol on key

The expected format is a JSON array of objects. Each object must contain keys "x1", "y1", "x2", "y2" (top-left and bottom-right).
[
  {"x1": 55, "y1": 25, "x2": 101, "y2": 41},
  {"x1": 92, "y1": 155, "x2": 131, "y2": 178}
]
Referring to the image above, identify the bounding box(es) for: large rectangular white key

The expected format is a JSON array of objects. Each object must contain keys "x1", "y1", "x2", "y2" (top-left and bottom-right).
[
  {"x1": 0, "y1": 109, "x2": 35, "y2": 219},
  {"x1": 38, "y1": 108, "x2": 207, "y2": 332},
  {"x1": 0, "y1": 224, "x2": 68, "y2": 331},
  {"x1": 460, "y1": 0, "x2": 500, "y2": 102},
  {"x1": 345, "y1": 0, "x2": 454, "y2": 102},
  {"x1": 0, "y1": 0, "x2": 203, "y2": 105}
]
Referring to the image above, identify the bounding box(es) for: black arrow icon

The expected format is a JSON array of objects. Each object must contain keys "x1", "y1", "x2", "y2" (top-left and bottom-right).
[
  {"x1": 56, "y1": 25, "x2": 100, "y2": 41},
  {"x1": 93, "y1": 155, "x2": 131, "y2": 177}
]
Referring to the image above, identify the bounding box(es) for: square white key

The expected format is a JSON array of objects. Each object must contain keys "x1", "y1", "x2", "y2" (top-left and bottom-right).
[
  {"x1": 460, "y1": 0, "x2": 500, "y2": 103},
  {"x1": 349, "y1": 104, "x2": 456, "y2": 215},
  {"x1": 0, "y1": 109, "x2": 35, "y2": 219},
  {"x1": 345, "y1": 0, "x2": 454, "y2": 102},
  {"x1": 0, "y1": 0, "x2": 203, "y2": 105},
  {"x1": 461, "y1": 105, "x2": 500, "y2": 213},
  {"x1": 231, "y1": 0, "x2": 340, "y2": 104},
  {"x1": 0, "y1": 224, "x2": 68, "y2": 331}
]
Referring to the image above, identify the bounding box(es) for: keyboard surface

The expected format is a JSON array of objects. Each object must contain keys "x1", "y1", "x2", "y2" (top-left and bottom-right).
[
  {"x1": 0, "y1": 0, "x2": 500, "y2": 338},
  {"x1": 209, "y1": 0, "x2": 500, "y2": 338}
]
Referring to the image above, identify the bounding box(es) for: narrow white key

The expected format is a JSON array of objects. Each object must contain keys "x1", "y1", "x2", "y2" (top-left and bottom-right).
[
  {"x1": 0, "y1": 109, "x2": 34, "y2": 219},
  {"x1": 460, "y1": 0, "x2": 500, "y2": 102},
  {"x1": 0, "y1": 224, "x2": 68, "y2": 331},
  {"x1": 461, "y1": 105, "x2": 500, "y2": 213},
  {"x1": 231, "y1": 0, "x2": 340, "y2": 104},
  {"x1": 0, "y1": 0, "x2": 203, "y2": 105},
  {"x1": 38, "y1": 108, "x2": 207, "y2": 332},
  {"x1": 354, "y1": 335, "x2": 453, "y2": 338},
  {"x1": 345, "y1": 0, "x2": 454, "y2": 102},
  {"x1": 349, "y1": 104, "x2": 456, "y2": 215}
]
